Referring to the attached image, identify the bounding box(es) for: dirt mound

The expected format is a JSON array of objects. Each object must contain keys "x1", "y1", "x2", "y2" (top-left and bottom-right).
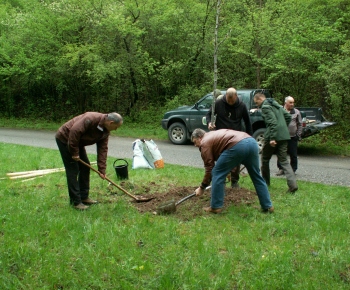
[{"x1": 109, "y1": 182, "x2": 257, "y2": 220}]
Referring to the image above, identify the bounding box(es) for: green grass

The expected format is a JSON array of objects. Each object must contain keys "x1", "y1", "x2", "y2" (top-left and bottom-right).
[
  {"x1": 1, "y1": 143, "x2": 350, "y2": 289},
  {"x1": 0, "y1": 117, "x2": 168, "y2": 142},
  {"x1": 298, "y1": 132, "x2": 350, "y2": 156}
]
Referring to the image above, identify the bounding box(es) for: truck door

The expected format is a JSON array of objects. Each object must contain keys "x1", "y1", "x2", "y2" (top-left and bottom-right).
[{"x1": 190, "y1": 94, "x2": 213, "y2": 131}]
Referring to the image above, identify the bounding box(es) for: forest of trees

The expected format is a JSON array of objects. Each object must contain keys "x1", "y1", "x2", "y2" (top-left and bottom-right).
[{"x1": 0, "y1": 0, "x2": 349, "y2": 140}]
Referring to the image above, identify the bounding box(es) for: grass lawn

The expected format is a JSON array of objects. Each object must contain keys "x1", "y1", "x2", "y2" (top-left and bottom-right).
[{"x1": 0, "y1": 143, "x2": 350, "y2": 289}]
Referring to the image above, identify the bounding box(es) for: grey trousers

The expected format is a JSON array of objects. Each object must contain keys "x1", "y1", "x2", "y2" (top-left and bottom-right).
[{"x1": 261, "y1": 140, "x2": 297, "y2": 190}]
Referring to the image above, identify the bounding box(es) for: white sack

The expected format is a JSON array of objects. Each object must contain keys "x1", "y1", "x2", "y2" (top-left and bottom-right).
[
  {"x1": 132, "y1": 139, "x2": 152, "y2": 169},
  {"x1": 140, "y1": 139, "x2": 164, "y2": 169}
]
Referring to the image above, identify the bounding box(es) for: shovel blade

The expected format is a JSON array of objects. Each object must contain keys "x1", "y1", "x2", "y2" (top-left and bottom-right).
[
  {"x1": 156, "y1": 200, "x2": 176, "y2": 214},
  {"x1": 135, "y1": 197, "x2": 155, "y2": 202}
]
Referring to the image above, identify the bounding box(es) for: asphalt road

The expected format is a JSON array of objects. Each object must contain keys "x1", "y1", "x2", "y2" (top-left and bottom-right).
[{"x1": 0, "y1": 128, "x2": 349, "y2": 187}]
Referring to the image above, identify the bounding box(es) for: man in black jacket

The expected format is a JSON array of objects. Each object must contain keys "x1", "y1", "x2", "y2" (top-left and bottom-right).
[{"x1": 206, "y1": 87, "x2": 252, "y2": 188}]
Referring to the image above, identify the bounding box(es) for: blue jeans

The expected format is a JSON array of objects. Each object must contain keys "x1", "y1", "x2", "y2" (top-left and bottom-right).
[{"x1": 211, "y1": 137, "x2": 273, "y2": 210}]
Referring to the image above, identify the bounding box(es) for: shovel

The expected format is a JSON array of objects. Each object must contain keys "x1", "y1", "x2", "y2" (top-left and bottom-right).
[
  {"x1": 78, "y1": 159, "x2": 154, "y2": 202},
  {"x1": 156, "y1": 186, "x2": 211, "y2": 215}
]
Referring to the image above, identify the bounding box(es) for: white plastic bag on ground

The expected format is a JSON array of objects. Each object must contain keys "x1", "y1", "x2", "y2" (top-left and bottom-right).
[
  {"x1": 132, "y1": 139, "x2": 164, "y2": 169},
  {"x1": 141, "y1": 139, "x2": 164, "y2": 169},
  {"x1": 132, "y1": 139, "x2": 152, "y2": 169}
]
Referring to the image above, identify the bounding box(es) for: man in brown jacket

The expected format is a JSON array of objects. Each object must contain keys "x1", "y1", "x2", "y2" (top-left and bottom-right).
[
  {"x1": 55, "y1": 112, "x2": 123, "y2": 210},
  {"x1": 192, "y1": 128, "x2": 273, "y2": 214}
]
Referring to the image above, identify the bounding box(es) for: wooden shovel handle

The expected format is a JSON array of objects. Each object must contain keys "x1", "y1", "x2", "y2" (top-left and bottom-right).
[
  {"x1": 175, "y1": 185, "x2": 211, "y2": 206},
  {"x1": 78, "y1": 159, "x2": 140, "y2": 201},
  {"x1": 175, "y1": 193, "x2": 196, "y2": 206}
]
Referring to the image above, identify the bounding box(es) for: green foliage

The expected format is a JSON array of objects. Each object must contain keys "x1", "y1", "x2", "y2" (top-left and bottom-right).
[
  {"x1": 1, "y1": 144, "x2": 350, "y2": 288},
  {"x1": 0, "y1": 0, "x2": 350, "y2": 143},
  {"x1": 125, "y1": 84, "x2": 207, "y2": 125},
  {"x1": 320, "y1": 39, "x2": 350, "y2": 118},
  {"x1": 162, "y1": 85, "x2": 208, "y2": 111}
]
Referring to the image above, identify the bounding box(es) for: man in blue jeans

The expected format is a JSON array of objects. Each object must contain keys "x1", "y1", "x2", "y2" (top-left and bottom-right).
[
  {"x1": 206, "y1": 87, "x2": 253, "y2": 189},
  {"x1": 192, "y1": 128, "x2": 274, "y2": 214}
]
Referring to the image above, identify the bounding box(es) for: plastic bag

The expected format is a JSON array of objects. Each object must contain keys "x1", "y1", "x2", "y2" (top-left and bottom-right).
[
  {"x1": 141, "y1": 139, "x2": 164, "y2": 169},
  {"x1": 132, "y1": 139, "x2": 164, "y2": 169},
  {"x1": 132, "y1": 139, "x2": 152, "y2": 169}
]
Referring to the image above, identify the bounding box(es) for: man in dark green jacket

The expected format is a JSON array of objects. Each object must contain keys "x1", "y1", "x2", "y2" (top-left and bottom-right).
[{"x1": 253, "y1": 93, "x2": 298, "y2": 193}]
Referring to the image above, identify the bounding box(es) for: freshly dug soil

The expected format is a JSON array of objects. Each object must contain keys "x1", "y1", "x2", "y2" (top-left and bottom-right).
[{"x1": 105, "y1": 181, "x2": 258, "y2": 220}]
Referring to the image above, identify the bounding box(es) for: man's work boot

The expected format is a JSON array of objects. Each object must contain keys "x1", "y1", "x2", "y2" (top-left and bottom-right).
[
  {"x1": 203, "y1": 207, "x2": 222, "y2": 214},
  {"x1": 276, "y1": 169, "x2": 284, "y2": 176},
  {"x1": 262, "y1": 206, "x2": 274, "y2": 213},
  {"x1": 82, "y1": 198, "x2": 98, "y2": 205},
  {"x1": 286, "y1": 187, "x2": 298, "y2": 194},
  {"x1": 231, "y1": 181, "x2": 240, "y2": 189},
  {"x1": 74, "y1": 203, "x2": 89, "y2": 211}
]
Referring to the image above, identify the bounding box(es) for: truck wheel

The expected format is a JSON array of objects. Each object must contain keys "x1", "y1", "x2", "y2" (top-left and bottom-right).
[
  {"x1": 252, "y1": 128, "x2": 266, "y2": 153},
  {"x1": 168, "y1": 122, "x2": 188, "y2": 145}
]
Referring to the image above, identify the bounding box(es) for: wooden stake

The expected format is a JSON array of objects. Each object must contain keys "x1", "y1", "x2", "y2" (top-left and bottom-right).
[
  {"x1": 21, "y1": 176, "x2": 44, "y2": 182},
  {"x1": 7, "y1": 168, "x2": 65, "y2": 177},
  {"x1": 6, "y1": 161, "x2": 97, "y2": 178},
  {"x1": 9, "y1": 169, "x2": 65, "y2": 179}
]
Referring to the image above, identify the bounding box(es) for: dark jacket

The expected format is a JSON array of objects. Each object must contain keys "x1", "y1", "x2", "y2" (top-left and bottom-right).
[
  {"x1": 198, "y1": 129, "x2": 251, "y2": 187},
  {"x1": 261, "y1": 99, "x2": 291, "y2": 142},
  {"x1": 206, "y1": 95, "x2": 253, "y2": 135},
  {"x1": 55, "y1": 112, "x2": 110, "y2": 174}
]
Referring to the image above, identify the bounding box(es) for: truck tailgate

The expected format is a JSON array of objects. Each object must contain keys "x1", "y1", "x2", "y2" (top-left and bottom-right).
[
  {"x1": 302, "y1": 121, "x2": 336, "y2": 138},
  {"x1": 312, "y1": 121, "x2": 336, "y2": 130}
]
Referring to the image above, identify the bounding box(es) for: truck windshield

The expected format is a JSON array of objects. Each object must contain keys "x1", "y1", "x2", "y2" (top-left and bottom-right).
[{"x1": 197, "y1": 95, "x2": 213, "y2": 109}]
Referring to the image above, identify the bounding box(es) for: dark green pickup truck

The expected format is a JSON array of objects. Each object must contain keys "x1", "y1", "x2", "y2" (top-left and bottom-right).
[{"x1": 161, "y1": 89, "x2": 336, "y2": 149}]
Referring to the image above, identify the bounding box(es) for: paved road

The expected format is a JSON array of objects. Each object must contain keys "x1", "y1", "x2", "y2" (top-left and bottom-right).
[{"x1": 0, "y1": 128, "x2": 349, "y2": 187}]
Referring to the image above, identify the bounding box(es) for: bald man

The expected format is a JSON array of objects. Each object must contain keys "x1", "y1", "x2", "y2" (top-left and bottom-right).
[
  {"x1": 206, "y1": 87, "x2": 252, "y2": 188},
  {"x1": 276, "y1": 96, "x2": 302, "y2": 176}
]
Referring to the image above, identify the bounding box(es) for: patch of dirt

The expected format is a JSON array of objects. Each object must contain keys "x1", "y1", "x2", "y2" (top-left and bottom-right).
[
  {"x1": 339, "y1": 265, "x2": 350, "y2": 284},
  {"x1": 106, "y1": 181, "x2": 257, "y2": 220}
]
